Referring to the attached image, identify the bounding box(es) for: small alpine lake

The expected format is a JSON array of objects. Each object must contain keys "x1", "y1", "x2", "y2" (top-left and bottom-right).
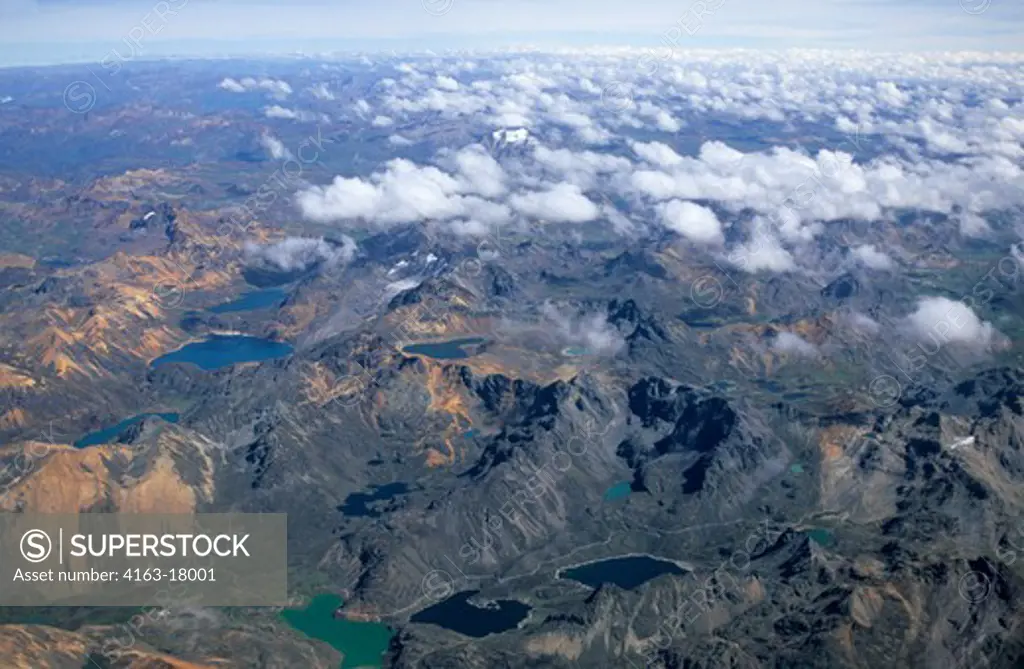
[
  {"x1": 208, "y1": 287, "x2": 287, "y2": 314},
  {"x1": 805, "y1": 528, "x2": 837, "y2": 547},
  {"x1": 401, "y1": 337, "x2": 486, "y2": 360},
  {"x1": 410, "y1": 589, "x2": 531, "y2": 638},
  {"x1": 280, "y1": 593, "x2": 394, "y2": 669},
  {"x1": 150, "y1": 334, "x2": 293, "y2": 371},
  {"x1": 603, "y1": 481, "x2": 632, "y2": 502},
  {"x1": 557, "y1": 554, "x2": 690, "y2": 590},
  {"x1": 339, "y1": 482, "x2": 409, "y2": 518},
  {"x1": 74, "y1": 412, "x2": 179, "y2": 448}
]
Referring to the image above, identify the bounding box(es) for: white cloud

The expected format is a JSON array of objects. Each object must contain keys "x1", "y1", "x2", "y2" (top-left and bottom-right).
[
  {"x1": 509, "y1": 183, "x2": 600, "y2": 223},
  {"x1": 436, "y1": 75, "x2": 459, "y2": 91},
  {"x1": 264, "y1": 105, "x2": 300, "y2": 119},
  {"x1": 260, "y1": 133, "x2": 291, "y2": 160},
  {"x1": 531, "y1": 144, "x2": 631, "y2": 189},
  {"x1": 631, "y1": 141, "x2": 684, "y2": 168},
  {"x1": 723, "y1": 226, "x2": 796, "y2": 273},
  {"x1": 196, "y1": 51, "x2": 1024, "y2": 277},
  {"x1": 219, "y1": 77, "x2": 292, "y2": 99},
  {"x1": 904, "y1": 296, "x2": 999, "y2": 351},
  {"x1": 257, "y1": 78, "x2": 293, "y2": 99},
  {"x1": 843, "y1": 311, "x2": 881, "y2": 335},
  {"x1": 218, "y1": 77, "x2": 246, "y2": 93},
  {"x1": 773, "y1": 332, "x2": 819, "y2": 358},
  {"x1": 958, "y1": 212, "x2": 991, "y2": 237},
  {"x1": 244, "y1": 236, "x2": 356, "y2": 272},
  {"x1": 657, "y1": 200, "x2": 723, "y2": 245},
  {"x1": 310, "y1": 83, "x2": 335, "y2": 100},
  {"x1": 452, "y1": 145, "x2": 508, "y2": 199},
  {"x1": 851, "y1": 244, "x2": 894, "y2": 270},
  {"x1": 540, "y1": 302, "x2": 625, "y2": 356},
  {"x1": 876, "y1": 81, "x2": 908, "y2": 108},
  {"x1": 296, "y1": 155, "x2": 511, "y2": 229}
]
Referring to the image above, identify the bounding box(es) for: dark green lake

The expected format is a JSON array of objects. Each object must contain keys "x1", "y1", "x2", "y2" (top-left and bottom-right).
[
  {"x1": 401, "y1": 337, "x2": 485, "y2": 360},
  {"x1": 209, "y1": 287, "x2": 287, "y2": 314},
  {"x1": 410, "y1": 589, "x2": 530, "y2": 638},
  {"x1": 559, "y1": 555, "x2": 687, "y2": 590},
  {"x1": 150, "y1": 335, "x2": 293, "y2": 371},
  {"x1": 74, "y1": 413, "x2": 179, "y2": 448},
  {"x1": 280, "y1": 594, "x2": 394, "y2": 669}
]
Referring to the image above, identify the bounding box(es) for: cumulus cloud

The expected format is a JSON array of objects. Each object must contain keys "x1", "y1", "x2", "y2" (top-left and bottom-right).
[
  {"x1": 958, "y1": 212, "x2": 991, "y2": 237},
  {"x1": 657, "y1": 201, "x2": 723, "y2": 245},
  {"x1": 876, "y1": 81, "x2": 908, "y2": 108},
  {"x1": 540, "y1": 302, "x2": 625, "y2": 356},
  {"x1": 631, "y1": 141, "x2": 684, "y2": 168},
  {"x1": 531, "y1": 144, "x2": 631, "y2": 190},
  {"x1": 435, "y1": 75, "x2": 459, "y2": 91},
  {"x1": 244, "y1": 236, "x2": 356, "y2": 272},
  {"x1": 218, "y1": 77, "x2": 246, "y2": 93},
  {"x1": 207, "y1": 50, "x2": 1024, "y2": 276},
  {"x1": 509, "y1": 183, "x2": 599, "y2": 223},
  {"x1": 296, "y1": 152, "x2": 511, "y2": 229},
  {"x1": 773, "y1": 332, "x2": 819, "y2": 358},
  {"x1": 219, "y1": 77, "x2": 292, "y2": 99},
  {"x1": 851, "y1": 244, "x2": 894, "y2": 270},
  {"x1": 843, "y1": 310, "x2": 881, "y2": 335},
  {"x1": 260, "y1": 133, "x2": 291, "y2": 160},
  {"x1": 452, "y1": 145, "x2": 507, "y2": 198},
  {"x1": 309, "y1": 83, "x2": 335, "y2": 100},
  {"x1": 264, "y1": 105, "x2": 300, "y2": 120},
  {"x1": 627, "y1": 128, "x2": 1024, "y2": 272},
  {"x1": 723, "y1": 226, "x2": 796, "y2": 273},
  {"x1": 904, "y1": 296, "x2": 1000, "y2": 351}
]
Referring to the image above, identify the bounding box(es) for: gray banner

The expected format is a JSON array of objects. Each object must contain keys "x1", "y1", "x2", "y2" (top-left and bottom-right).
[{"x1": 0, "y1": 513, "x2": 287, "y2": 606}]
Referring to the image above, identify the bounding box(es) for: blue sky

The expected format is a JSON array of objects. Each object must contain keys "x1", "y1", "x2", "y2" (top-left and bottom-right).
[{"x1": 0, "y1": 0, "x2": 1020, "y2": 66}]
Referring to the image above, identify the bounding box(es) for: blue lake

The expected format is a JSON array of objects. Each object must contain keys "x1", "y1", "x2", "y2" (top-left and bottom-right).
[
  {"x1": 410, "y1": 590, "x2": 530, "y2": 638},
  {"x1": 209, "y1": 287, "x2": 287, "y2": 314},
  {"x1": 150, "y1": 335, "x2": 293, "y2": 371},
  {"x1": 402, "y1": 337, "x2": 486, "y2": 360},
  {"x1": 339, "y1": 482, "x2": 409, "y2": 518},
  {"x1": 75, "y1": 413, "x2": 179, "y2": 448},
  {"x1": 558, "y1": 555, "x2": 687, "y2": 590}
]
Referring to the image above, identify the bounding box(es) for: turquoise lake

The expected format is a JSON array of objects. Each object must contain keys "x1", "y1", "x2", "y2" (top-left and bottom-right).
[
  {"x1": 603, "y1": 481, "x2": 632, "y2": 502},
  {"x1": 805, "y1": 528, "x2": 836, "y2": 547},
  {"x1": 280, "y1": 594, "x2": 394, "y2": 669},
  {"x1": 150, "y1": 335, "x2": 293, "y2": 371},
  {"x1": 74, "y1": 413, "x2": 179, "y2": 448}
]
